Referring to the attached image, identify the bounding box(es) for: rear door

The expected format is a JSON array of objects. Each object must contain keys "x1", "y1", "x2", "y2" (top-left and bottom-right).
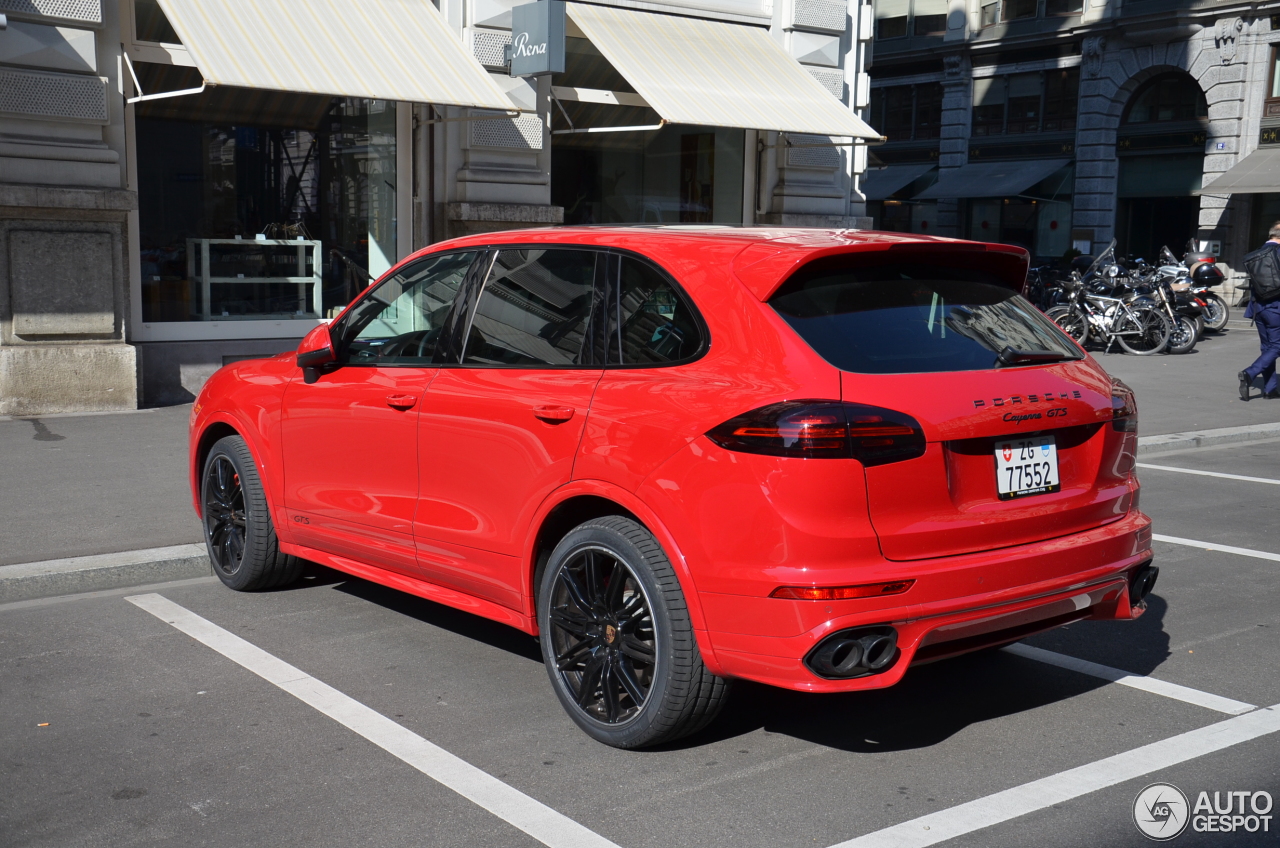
[
  {"x1": 413, "y1": 247, "x2": 604, "y2": 607},
  {"x1": 769, "y1": 254, "x2": 1136, "y2": 562},
  {"x1": 279, "y1": 251, "x2": 476, "y2": 575}
]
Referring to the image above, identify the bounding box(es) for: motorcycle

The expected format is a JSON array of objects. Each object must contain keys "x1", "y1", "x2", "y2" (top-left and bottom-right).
[{"x1": 1179, "y1": 240, "x2": 1230, "y2": 332}]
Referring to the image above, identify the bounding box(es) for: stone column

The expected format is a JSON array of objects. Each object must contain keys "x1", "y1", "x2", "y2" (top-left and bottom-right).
[{"x1": 936, "y1": 53, "x2": 971, "y2": 237}]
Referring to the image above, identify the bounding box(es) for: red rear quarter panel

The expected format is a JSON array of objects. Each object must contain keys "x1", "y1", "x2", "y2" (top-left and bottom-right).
[{"x1": 189, "y1": 352, "x2": 297, "y2": 529}]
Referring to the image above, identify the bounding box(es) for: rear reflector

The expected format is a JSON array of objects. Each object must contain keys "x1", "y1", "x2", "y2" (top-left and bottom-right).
[
  {"x1": 770, "y1": 580, "x2": 915, "y2": 600},
  {"x1": 707, "y1": 400, "x2": 926, "y2": 465}
]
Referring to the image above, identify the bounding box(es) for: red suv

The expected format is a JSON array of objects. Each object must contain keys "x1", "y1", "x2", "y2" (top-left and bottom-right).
[{"x1": 190, "y1": 228, "x2": 1154, "y2": 748}]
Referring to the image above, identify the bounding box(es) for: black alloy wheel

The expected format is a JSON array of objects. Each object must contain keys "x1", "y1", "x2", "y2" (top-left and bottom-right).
[
  {"x1": 538, "y1": 516, "x2": 729, "y2": 748},
  {"x1": 201, "y1": 435, "x2": 302, "y2": 591},
  {"x1": 204, "y1": 454, "x2": 247, "y2": 578},
  {"x1": 547, "y1": 546, "x2": 657, "y2": 725}
]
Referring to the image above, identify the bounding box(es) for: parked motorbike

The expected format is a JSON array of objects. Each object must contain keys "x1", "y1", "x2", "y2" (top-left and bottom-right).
[{"x1": 1178, "y1": 241, "x2": 1230, "y2": 332}]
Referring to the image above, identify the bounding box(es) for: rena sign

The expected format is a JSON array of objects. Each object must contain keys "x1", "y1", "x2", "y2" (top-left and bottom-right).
[{"x1": 508, "y1": 0, "x2": 566, "y2": 77}]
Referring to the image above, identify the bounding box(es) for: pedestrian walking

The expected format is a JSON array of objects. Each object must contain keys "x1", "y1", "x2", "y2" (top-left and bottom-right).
[{"x1": 1239, "y1": 223, "x2": 1280, "y2": 401}]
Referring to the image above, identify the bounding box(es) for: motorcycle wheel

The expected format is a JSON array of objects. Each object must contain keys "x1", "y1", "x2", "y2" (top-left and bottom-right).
[
  {"x1": 1048, "y1": 306, "x2": 1089, "y2": 346},
  {"x1": 1201, "y1": 293, "x2": 1230, "y2": 332},
  {"x1": 1168, "y1": 315, "x2": 1198, "y2": 354},
  {"x1": 1115, "y1": 303, "x2": 1172, "y2": 355}
]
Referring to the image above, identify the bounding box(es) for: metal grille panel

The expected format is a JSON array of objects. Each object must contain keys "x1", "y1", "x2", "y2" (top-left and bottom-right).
[
  {"x1": 807, "y1": 66, "x2": 845, "y2": 99},
  {"x1": 0, "y1": 69, "x2": 107, "y2": 121},
  {"x1": 470, "y1": 112, "x2": 543, "y2": 150},
  {"x1": 793, "y1": 0, "x2": 847, "y2": 32},
  {"x1": 787, "y1": 134, "x2": 841, "y2": 169},
  {"x1": 0, "y1": 0, "x2": 101, "y2": 24},
  {"x1": 472, "y1": 29, "x2": 511, "y2": 69}
]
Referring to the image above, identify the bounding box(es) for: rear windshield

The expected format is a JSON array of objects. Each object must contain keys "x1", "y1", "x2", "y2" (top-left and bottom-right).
[{"x1": 769, "y1": 261, "x2": 1080, "y2": 374}]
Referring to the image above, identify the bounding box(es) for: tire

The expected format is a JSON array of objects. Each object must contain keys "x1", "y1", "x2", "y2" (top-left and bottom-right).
[
  {"x1": 1167, "y1": 315, "x2": 1198, "y2": 354},
  {"x1": 1048, "y1": 305, "x2": 1089, "y2": 346},
  {"x1": 537, "y1": 516, "x2": 729, "y2": 748},
  {"x1": 201, "y1": 435, "x2": 302, "y2": 591},
  {"x1": 1201, "y1": 293, "x2": 1230, "y2": 332},
  {"x1": 1114, "y1": 303, "x2": 1172, "y2": 355}
]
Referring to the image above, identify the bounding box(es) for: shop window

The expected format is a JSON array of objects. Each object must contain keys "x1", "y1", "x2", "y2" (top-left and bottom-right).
[
  {"x1": 972, "y1": 76, "x2": 1006, "y2": 136},
  {"x1": 876, "y1": 0, "x2": 909, "y2": 38},
  {"x1": 1044, "y1": 0, "x2": 1083, "y2": 14},
  {"x1": 1002, "y1": 0, "x2": 1038, "y2": 20},
  {"x1": 133, "y1": 0, "x2": 181, "y2": 44},
  {"x1": 1123, "y1": 74, "x2": 1207, "y2": 125},
  {"x1": 1043, "y1": 68, "x2": 1079, "y2": 132},
  {"x1": 914, "y1": 83, "x2": 944, "y2": 139},
  {"x1": 135, "y1": 64, "x2": 398, "y2": 323},
  {"x1": 967, "y1": 197, "x2": 1073, "y2": 259},
  {"x1": 550, "y1": 38, "x2": 743, "y2": 225},
  {"x1": 1266, "y1": 47, "x2": 1280, "y2": 118}
]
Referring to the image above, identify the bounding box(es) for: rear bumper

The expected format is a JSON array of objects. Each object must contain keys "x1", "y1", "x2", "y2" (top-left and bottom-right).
[{"x1": 700, "y1": 511, "x2": 1153, "y2": 693}]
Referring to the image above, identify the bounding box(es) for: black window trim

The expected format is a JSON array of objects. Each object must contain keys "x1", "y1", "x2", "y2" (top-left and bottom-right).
[{"x1": 436, "y1": 242, "x2": 712, "y2": 371}]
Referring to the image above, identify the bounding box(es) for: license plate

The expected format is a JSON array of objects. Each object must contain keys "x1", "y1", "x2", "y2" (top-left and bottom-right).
[{"x1": 995, "y1": 436, "x2": 1060, "y2": 500}]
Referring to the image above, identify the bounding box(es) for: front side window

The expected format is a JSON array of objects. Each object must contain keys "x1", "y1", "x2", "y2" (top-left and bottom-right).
[
  {"x1": 462, "y1": 249, "x2": 599, "y2": 367},
  {"x1": 336, "y1": 252, "x2": 476, "y2": 365},
  {"x1": 770, "y1": 260, "x2": 1080, "y2": 374},
  {"x1": 608, "y1": 255, "x2": 705, "y2": 365}
]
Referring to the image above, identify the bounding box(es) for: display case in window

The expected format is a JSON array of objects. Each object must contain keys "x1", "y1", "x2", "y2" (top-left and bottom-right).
[{"x1": 187, "y1": 238, "x2": 322, "y2": 321}]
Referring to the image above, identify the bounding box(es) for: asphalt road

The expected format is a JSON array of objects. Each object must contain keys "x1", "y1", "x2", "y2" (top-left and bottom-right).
[{"x1": 3, "y1": 424, "x2": 1279, "y2": 846}]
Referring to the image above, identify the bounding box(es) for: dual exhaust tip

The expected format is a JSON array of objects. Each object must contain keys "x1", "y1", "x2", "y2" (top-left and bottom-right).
[
  {"x1": 1130, "y1": 562, "x2": 1159, "y2": 605},
  {"x1": 806, "y1": 625, "x2": 899, "y2": 680}
]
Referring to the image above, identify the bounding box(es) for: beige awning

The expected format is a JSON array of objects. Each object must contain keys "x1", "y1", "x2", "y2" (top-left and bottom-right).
[
  {"x1": 1195, "y1": 147, "x2": 1280, "y2": 195},
  {"x1": 564, "y1": 3, "x2": 880, "y2": 139},
  {"x1": 155, "y1": 0, "x2": 518, "y2": 111}
]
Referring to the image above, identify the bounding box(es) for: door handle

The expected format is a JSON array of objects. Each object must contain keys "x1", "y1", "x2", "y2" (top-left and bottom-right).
[
  {"x1": 533, "y1": 405, "x2": 575, "y2": 423},
  {"x1": 385, "y1": 394, "x2": 417, "y2": 410}
]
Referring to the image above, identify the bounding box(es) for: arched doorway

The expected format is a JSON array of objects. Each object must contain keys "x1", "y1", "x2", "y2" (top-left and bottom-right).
[{"x1": 1116, "y1": 73, "x2": 1208, "y2": 261}]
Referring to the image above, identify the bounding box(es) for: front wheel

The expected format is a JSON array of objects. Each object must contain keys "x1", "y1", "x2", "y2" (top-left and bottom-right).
[
  {"x1": 1201, "y1": 293, "x2": 1230, "y2": 332},
  {"x1": 1167, "y1": 315, "x2": 1199, "y2": 354},
  {"x1": 1047, "y1": 305, "x2": 1089, "y2": 346},
  {"x1": 201, "y1": 435, "x2": 302, "y2": 591},
  {"x1": 1114, "y1": 304, "x2": 1172, "y2": 355},
  {"x1": 537, "y1": 516, "x2": 729, "y2": 748}
]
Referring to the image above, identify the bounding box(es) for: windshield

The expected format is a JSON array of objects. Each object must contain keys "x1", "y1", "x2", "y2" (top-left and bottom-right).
[
  {"x1": 1159, "y1": 245, "x2": 1180, "y2": 266},
  {"x1": 770, "y1": 264, "x2": 1082, "y2": 374},
  {"x1": 1085, "y1": 239, "x2": 1118, "y2": 279}
]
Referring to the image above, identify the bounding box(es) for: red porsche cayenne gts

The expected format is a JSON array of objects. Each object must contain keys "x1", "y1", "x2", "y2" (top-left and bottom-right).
[{"x1": 190, "y1": 227, "x2": 1155, "y2": 748}]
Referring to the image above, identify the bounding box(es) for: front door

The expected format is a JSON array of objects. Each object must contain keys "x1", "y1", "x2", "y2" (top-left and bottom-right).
[
  {"x1": 414, "y1": 248, "x2": 604, "y2": 606},
  {"x1": 279, "y1": 250, "x2": 478, "y2": 576}
]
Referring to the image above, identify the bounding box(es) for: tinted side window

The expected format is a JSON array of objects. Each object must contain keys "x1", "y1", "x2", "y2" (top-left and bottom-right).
[
  {"x1": 336, "y1": 251, "x2": 475, "y2": 365},
  {"x1": 609, "y1": 255, "x2": 704, "y2": 365},
  {"x1": 462, "y1": 249, "x2": 598, "y2": 367}
]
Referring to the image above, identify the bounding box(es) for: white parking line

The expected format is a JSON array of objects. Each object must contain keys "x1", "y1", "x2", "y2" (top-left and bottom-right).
[
  {"x1": 827, "y1": 702, "x2": 1280, "y2": 848},
  {"x1": 1153, "y1": 534, "x2": 1280, "y2": 563},
  {"x1": 1136, "y1": 463, "x2": 1280, "y2": 485},
  {"x1": 1002, "y1": 643, "x2": 1255, "y2": 715},
  {"x1": 126, "y1": 593, "x2": 619, "y2": 848}
]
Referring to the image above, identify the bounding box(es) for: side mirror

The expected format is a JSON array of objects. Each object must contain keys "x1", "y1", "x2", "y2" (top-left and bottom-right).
[{"x1": 296, "y1": 324, "x2": 335, "y2": 383}]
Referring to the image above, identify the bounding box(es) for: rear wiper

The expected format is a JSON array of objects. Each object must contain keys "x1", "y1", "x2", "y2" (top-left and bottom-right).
[{"x1": 996, "y1": 346, "x2": 1075, "y2": 367}]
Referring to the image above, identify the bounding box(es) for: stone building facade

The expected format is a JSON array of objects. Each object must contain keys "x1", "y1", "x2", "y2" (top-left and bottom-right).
[
  {"x1": 0, "y1": 0, "x2": 876, "y2": 413},
  {"x1": 862, "y1": 0, "x2": 1280, "y2": 297}
]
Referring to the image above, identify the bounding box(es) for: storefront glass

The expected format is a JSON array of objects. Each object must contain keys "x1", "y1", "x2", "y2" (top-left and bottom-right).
[
  {"x1": 966, "y1": 197, "x2": 1073, "y2": 260},
  {"x1": 135, "y1": 65, "x2": 397, "y2": 322}
]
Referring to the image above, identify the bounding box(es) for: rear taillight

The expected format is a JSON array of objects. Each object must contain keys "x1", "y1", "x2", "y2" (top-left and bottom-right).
[
  {"x1": 1111, "y1": 377, "x2": 1137, "y2": 432},
  {"x1": 706, "y1": 401, "x2": 926, "y2": 465}
]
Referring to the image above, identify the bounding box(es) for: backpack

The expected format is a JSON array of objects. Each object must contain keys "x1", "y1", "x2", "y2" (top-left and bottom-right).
[{"x1": 1243, "y1": 244, "x2": 1280, "y2": 303}]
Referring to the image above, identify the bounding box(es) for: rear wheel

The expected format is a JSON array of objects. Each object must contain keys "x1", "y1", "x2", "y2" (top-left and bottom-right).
[
  {"x1": 1048, "y1": 305, "x2": 1089, "y2": 346},
  {"x1": 537, "y1": 516, "x2": 729, "y2": 748},
  {"x1": 201, "y1": 435, "x2": 302, "y2": 591},
  {"x1": 1114, "y1": 303, "x2": 1171, "y2": 355}
]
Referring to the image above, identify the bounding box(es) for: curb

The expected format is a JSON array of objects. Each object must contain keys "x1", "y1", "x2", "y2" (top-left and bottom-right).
[
  {"x1": 1138, "y1": 422, "x2": 1280, "y2": 455},
  {"x1": 0, "y1": 544, "x2": 210, "y2": 603}
]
